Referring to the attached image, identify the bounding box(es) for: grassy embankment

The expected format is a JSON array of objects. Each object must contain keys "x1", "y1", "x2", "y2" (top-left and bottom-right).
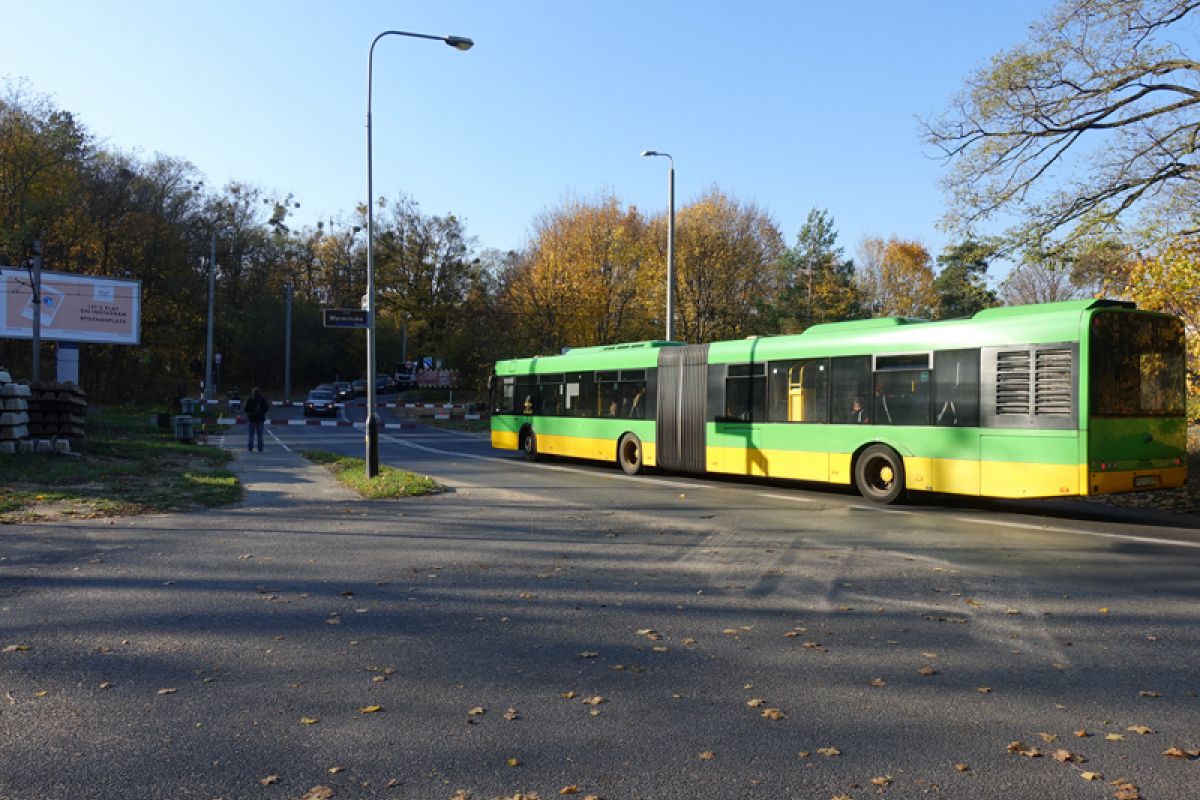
[
  {"x1": 0, "y1": 406, "x2": 239, "y2": 522},
  {"x1": 300, "y1": 450, "x2": 440, "y2": 498}
]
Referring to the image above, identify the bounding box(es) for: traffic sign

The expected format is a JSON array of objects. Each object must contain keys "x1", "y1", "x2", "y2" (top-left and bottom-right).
[{"x1": 323, "y1": 309, "x2": 368, "y2": 328}]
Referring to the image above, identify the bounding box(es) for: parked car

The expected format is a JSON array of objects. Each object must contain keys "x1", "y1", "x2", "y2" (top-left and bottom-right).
[
  {"x1": 351, "y1": 378, "x2": 368, "y2": 397},
  {"x1": 332, "y1": 381, "x2": 352, "y2": 402},
  {"x1": 375, "y1": 375, "x2": 396, "y2": 394},
  {"x1": 303, "y1": 388, "x2": 337, "y2": 418}
]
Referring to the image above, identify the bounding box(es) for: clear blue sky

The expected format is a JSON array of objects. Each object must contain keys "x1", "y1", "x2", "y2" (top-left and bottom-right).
[{"x1": 3, "y1": 0, "x2": 1050, "y2": 271}]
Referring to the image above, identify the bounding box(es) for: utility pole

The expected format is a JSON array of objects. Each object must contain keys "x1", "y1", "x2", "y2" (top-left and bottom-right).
[
  {"x1": 284, "y1": 282, "x2": 293, "y2": 404},
  {"x1": 31, "y1": 238, "x2": 42, "y2": 381},
  {"x1": 205, "y1": 227, "x2": 216, "y2": 405}
]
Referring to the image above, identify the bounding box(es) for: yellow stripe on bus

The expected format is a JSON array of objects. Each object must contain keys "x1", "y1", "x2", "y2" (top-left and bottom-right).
[{"x1": 494, "y1": 433, "x2": 1183, "y2": 499}]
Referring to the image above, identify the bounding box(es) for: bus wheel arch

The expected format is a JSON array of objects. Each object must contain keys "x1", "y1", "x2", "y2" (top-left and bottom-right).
[
  {"x1": 617, "y1": 432, "x2": 643, "y2": 475},
  {"x1": 853, "y1": 443, "x2": 906, "y2": 504},
  {"x1": 519, "y1": 425, "x2": 539, "y2": 462}
]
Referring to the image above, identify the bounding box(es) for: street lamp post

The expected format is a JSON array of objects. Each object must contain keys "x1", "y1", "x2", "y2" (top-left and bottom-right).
[
  {"x1": 365, "y1": 29, "x2": 473, "y2": 477},
  {"x1": 640, "y1": 150, "x2": 675, "y2": 342},
  {"x1": 204, "y1": 226, "x2": 217, "y2": 407}
]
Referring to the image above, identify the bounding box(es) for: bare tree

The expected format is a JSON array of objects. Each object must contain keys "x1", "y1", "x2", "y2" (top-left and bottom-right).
[{"x1": 924, "y1": 0, "x2": 1200, "y2": 250}]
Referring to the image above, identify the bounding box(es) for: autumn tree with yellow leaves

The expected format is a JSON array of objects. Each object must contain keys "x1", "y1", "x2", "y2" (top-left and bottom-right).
[
  {"x1": 856, "y1": 237, "x2": 938, "y2": 318},
  {"x1": 667, "y1": 188, "x2": 785, "y2": 342}
]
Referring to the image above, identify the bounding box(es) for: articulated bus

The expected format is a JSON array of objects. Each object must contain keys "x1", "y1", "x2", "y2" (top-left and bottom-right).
[{"x1": 490, "y1": 299, "x2": 1188, "y2": 504}]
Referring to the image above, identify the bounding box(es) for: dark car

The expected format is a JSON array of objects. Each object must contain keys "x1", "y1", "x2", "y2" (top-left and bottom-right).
[
  {"x1": 351, "y1": 378, "x2": 368, "y2": 397},
  {"x1": 332, "y1": 381, "x2": 352, "y2": 402},
  {"x1": 303, "y1": 389, "x2": 337, "y2": 418},
  {"x1": 375, "y1": 375, "x2": 396, "y2": 394}
]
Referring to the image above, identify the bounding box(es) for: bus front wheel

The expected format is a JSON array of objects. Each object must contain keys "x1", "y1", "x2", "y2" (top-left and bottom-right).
[
  {"x1": 521, "y1": 428, "x2": 539, "y2": 462},
  {"x1": 618, "y1": 433, "x2": 643, "y2": 475},
  {"x1": 855, "y1": 445, "x2": 906, "y2": 504}
]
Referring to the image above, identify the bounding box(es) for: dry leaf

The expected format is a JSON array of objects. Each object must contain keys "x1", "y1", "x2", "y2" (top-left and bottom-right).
[
  {"x1": 1006, "y1": 741, "x2": 1024, "y2": 753},
  {"x1": 954, "y1": 763, "x2": 969, "y2": 772},
  {"x1": 976, "y1": 686, "x2": 992, "y2": 693},
  {"x1": 1019, "y1": 747, "x2": 1043, "y2": 758},
  {"x1": 300, "y1": 717, "x2": 319, "y2": 725},
  {"x1": 746, "y1": 698, "x2": 765, "y2": 708},
  {"x1": 1052, "y1": 749, "x2": 1083, "y2": 763},
  {"x1": 1080, "y1": 771, "x2": 1102, "y2": 781},
  {"x1": 698, "y1": 750, "x2": 716, "y2": 761},
  {"x1": 871, "y1": 776, "x2": 892, "y2": 786},
  {"x1": 504, "y1": 708, "x2": 520, "y2": 721},
  {"x1": 301, "y1": 788, "x2": 335, "y2": 800},
  {"x1": 156, "y1": 688, "x2": 177, "y2": 695},
  {"x1": 918, "y1": 666, "x2": 938, "y2": 676},
  {"x1": 2, "y1": 645, "x2": 30, "y2": 653},
  {"x1": 1036, "y1": 732, "x2": 1058, "y2": 742},
  {"x1": 869, "y1": 678, "x2": 887, "y2": 688},
  {"x1": 1162, "y1": 747, "x2": 1190, "y2": 759},
  {"x1": 760, "y1": 708, "x2": 785, "y2": 720},
  {"x1": 1126, "y1": 725, "x2": 1154, "y2": 735},
  {"x1": 559, "y1": 787, "x2": 580, "y2": 795},
  {"x1": 1105, "y1": 733, "x2": 1125, "y2": 741},
  {"x1": 577, "y1": 651, "x2": 598, "y2": 659},
  {"x1": 259, "y1": 775, "x2": 279, "y2": 786},
  {"x1": 1074, "y1": 730, "x2": 1089, "y2": 737},
  {"x1": 1138, "y1": 690, "x2": 1162, "y2": 698},
  {"x1": 506, "y1": 757, "x2": 520, "y2": 767},
  {"x1": 560, "y1": 690, "x2": 577, "y2": 699},
  {"x1": 359, "y1": 705, "x2": 382, "y2": 714},
  {"x1": 1112, "y1": 782, "x2": 1142, "y2": 800},
  {"x1": 582, "y1": 696, "x2": 604, "y2": 706},
  {"x1": 817, "y1": 746, "x2": 842, "y2": 757},
  {"x1": 467, "y1": 706, "x2": 486, "y2": 716}
]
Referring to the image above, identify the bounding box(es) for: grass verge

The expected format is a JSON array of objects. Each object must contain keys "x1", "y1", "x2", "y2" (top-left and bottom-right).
[
  {"x1": 0, "y1": 405, "x2": 240, "y2": 523},
  {"x1": 416, "y1": 417, "x2": 490, "y2": 434},
  {"x1": 300, "y1": 450, "x2": 440, "y2": 498}
]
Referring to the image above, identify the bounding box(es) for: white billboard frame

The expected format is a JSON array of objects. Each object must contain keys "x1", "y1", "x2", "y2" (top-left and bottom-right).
[{"x1": 0, "y1": 268, "x2": 142, "y2": 345}]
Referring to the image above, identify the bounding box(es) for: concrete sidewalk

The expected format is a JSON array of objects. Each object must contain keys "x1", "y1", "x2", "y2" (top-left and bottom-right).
[{"x1": 222, "y1": 442, "x2": 360, "y2": 506}]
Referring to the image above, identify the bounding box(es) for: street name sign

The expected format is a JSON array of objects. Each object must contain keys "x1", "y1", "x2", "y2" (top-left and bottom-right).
[{"x1": 323, "y1": 309, "x2": 368, "y2": 328}]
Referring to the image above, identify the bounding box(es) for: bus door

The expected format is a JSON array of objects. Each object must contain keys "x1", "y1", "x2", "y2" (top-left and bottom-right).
[{"x1": 656, "y1": 344, "x2": 710, "y2": 473}]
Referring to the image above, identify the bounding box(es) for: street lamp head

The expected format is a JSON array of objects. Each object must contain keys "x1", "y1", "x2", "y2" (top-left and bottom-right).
[
  {"x1": 641, "y1": 150, "x2": 658, "y2": 157},
  {"x1": 445, "y1": 35, "x2": 474, "y2": 51}
]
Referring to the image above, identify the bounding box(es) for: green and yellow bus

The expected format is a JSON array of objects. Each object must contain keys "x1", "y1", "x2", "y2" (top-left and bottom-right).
[{"x1": 490, "y1": 299, "x2": 1188, "y2": 504}]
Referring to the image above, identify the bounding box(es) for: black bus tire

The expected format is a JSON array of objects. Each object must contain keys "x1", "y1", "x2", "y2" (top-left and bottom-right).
[
  {"x1": 854, "y1": 444, "x2": 906, "y2": 504},
  {"x1": 521, "y1": 428, "x2": 539, "y2": 462},
  {"x1": 618, "y1": 433, "x2": 643, "y2": 475}
]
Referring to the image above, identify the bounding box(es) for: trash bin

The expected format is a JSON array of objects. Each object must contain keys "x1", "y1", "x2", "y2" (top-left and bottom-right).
[
  {"x1": 180, "y1": 397, "x2": 196, "y2": 415},
  {"x1": 174, "y1": 414, "x2": 194, "y2": 443}
]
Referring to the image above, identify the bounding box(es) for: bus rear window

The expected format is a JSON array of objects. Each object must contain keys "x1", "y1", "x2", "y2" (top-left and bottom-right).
[{"x1": 1090, "y1": 312, "x2": 1185, "y2": 417}]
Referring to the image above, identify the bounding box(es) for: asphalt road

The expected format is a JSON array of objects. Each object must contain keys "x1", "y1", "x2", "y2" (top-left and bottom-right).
[{"x1": 2, "y1": 402, "x2": 1198, "y2": 800}]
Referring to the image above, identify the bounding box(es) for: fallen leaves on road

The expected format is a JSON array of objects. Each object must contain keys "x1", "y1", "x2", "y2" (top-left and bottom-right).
[
  {"x1": 2, "y1": 644, "x2": 30, "y2": 653},
  {"x1": 503, "y1": 708, "x2": 520, "y2": 721},
  {"x1": 359, "y1": 704, "x2": 382, "y2": 714},
  {"x1": 300, "y1": 717, "x2": 319, "y2": 725},
  {"x1": 869, "y1": 678, "x2": 887, "y2": 688},
  {"x1": 1080, "y1": 771, "x2": 1102, "y2": 781},
  {"x1": 1125, "y1": 725, "x2": 1154, "y2": 735},
  {"x1": 760, "y1": 708, "x2": 785, "y2": 721},
  {"x1": 1137, "y1": 690, "x2": 1162, "y2": 698},
  {"x1": 817, "y1": 747, "x2": 841, "y2": 757},
  {"x1": 301, "y1": 787, "x2": 334, "y2": 800},
  {"x1": 259, "y1": 775, "x2": 279, "y2": 786},
  {"x1": 699, "y1": 750, "x2": 716, "y2": 761},
  {"x1": 156, "y1": 688, "x2": 177, "y2": 695}
]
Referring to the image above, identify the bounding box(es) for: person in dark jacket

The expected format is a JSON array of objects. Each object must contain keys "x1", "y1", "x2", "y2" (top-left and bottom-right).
[{"x1": 244, "y1": 387, "x2": 269, "y2": 452}]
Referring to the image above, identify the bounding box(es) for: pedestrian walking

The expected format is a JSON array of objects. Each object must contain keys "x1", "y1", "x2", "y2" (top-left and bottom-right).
[{"x1": 245, "y1": 387, "x2": 269, "y2": 452}]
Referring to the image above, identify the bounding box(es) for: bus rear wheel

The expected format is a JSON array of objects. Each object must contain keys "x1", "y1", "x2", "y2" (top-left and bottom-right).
[
  {"x1": 855, "y1": 444, "x2": 906, "y2": 504},
  {"x1": 521, "y1": 428, "x2": 539, "y2": 462},
  {"x1": 618, "y1": 433, "x2": 643, "y2": 475}
]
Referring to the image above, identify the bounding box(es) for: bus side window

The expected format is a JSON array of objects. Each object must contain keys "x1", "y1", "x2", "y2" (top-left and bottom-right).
[
  {"x1": 933, "y1": 349, "x2": 980, "y2": 426},
  {"x1": 830, "y1": 356, "x2": 872, "y2": 424},
  {"x1": 768, "y1": 359, "x2": 829, "y2": 423}
]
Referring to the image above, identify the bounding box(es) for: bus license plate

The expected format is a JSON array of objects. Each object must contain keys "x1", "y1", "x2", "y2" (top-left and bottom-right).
[{"x1": 1133, "y1": 475, "x2": 1159, "y2": 488}]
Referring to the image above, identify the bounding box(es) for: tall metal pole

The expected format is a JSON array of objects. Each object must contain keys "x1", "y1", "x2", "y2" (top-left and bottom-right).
[
  {"x1": 30, "y1": 239, "x2": 42, "y2": 381},
  {"x1": 666, "y1": 160, "x2": 676, "y2": 342},
  {"x1": 641, "y1": 151, "x2": 676, "y2": 341},
  {"x1": 365, "y1": 29, "x2": 473, "y2": 477},
  {"x1": 284, "y1": 282, "x2": 293, "y2": 404},
  {"x1": 205, "y1": 227, "x2": 216, "y2": 406}
]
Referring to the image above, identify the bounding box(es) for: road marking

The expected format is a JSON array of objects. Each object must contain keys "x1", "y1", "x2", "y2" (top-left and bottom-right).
[
  {"x1": 267, "y1": 426, "x2": 291, "y2": 452},
  {"x1": 951, "y1": 515, "x2": 1200, "y2": 550},
  {"x1": 758, "y1": 493, "x2": 816, "y2": 503}
]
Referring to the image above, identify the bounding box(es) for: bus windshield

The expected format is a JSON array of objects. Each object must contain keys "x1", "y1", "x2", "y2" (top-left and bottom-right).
[{"x1": 1090, "y1": 312, "x2": 1186, "y2": 417}]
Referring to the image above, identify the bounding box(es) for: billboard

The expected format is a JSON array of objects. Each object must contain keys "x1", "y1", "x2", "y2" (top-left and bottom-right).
[{"x1": 1, "y1": 268, "x2": 141, "y2": 345}]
